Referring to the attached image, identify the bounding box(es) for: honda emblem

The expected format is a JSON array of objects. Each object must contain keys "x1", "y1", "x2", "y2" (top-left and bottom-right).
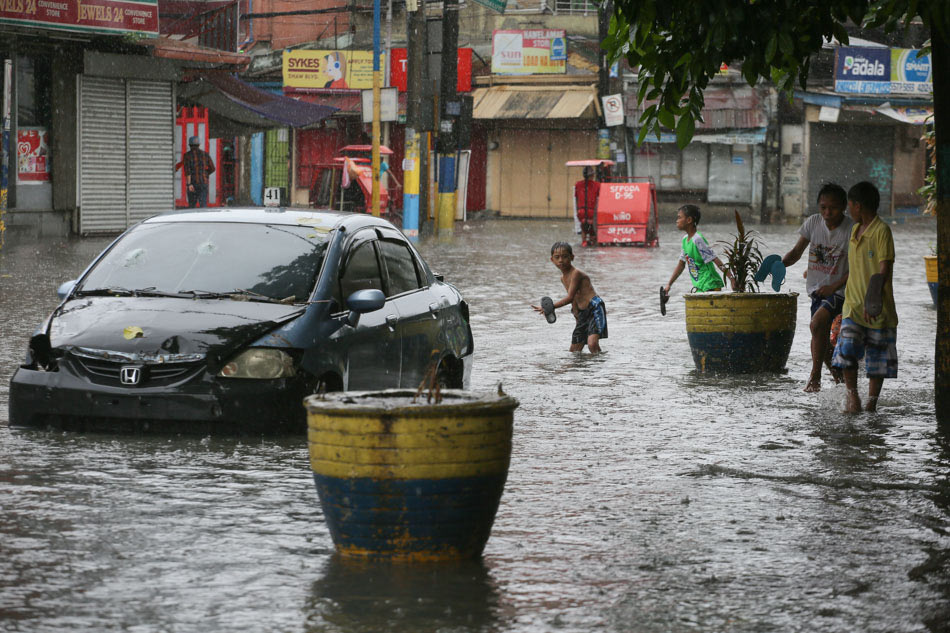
[{"x1": 120, "y1": 365, "x2": 143, "y2": 386}]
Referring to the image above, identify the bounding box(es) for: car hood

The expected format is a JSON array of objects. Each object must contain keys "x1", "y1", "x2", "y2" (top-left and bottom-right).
[{"x1": 49, "y1": 297, "x2": 305, "y2": 363}]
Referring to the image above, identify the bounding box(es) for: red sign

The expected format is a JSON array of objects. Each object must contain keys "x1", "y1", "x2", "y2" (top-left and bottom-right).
[
  {"x1": 390, "y1": 48, "x2": 472, "y2": 92},
  {"x1": 17, "y1": 127, "x2": 50, "y2": 183},
  {"x1": 596, "y1": 183, "x2": 652, "y2": 225},
  {"x1": 0, "y1": 0, "x2": 159, "y2": 36}
]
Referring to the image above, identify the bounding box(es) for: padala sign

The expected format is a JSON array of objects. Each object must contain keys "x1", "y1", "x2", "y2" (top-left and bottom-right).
[{"x1": 834, "y1": 46, "x2": 932, "y2": 95}]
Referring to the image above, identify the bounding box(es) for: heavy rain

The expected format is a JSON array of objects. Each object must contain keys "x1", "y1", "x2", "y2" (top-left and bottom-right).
[
  {"x1": 3, "y1": 0, "x2": 950, "y2": 631},
  {"x1": 2, "y1": 217, "x2": 949, "y2": 632}
]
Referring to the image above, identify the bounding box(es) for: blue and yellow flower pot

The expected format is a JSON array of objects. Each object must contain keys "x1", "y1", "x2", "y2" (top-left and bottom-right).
[
  {"x1": 684, "y1": 292, "x2": 798, "y2": 373},
  {"x1": 925, "y1": 255, "x2": 938, "y2": 306},
  {"x1": 305, "y1": 389, "x2": 518, "y2": 562}
]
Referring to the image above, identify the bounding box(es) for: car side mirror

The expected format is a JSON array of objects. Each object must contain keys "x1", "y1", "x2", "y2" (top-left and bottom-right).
[
  {"x1": 57, "y1": 280, "x2": 77, "y2": 300},
  {"x1": 434, "y1": 273, "x2": 445, "y2": 282},
  {"x1": 344, "y1": 288, "x2": 385, "y2": 327}
]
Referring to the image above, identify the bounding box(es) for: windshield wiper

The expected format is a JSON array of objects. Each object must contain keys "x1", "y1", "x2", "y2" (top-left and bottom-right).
[
  {"x1": 75, "y1": 287, "x2": 136, "y2": 297},
  {"x1": 179, "y1": 289, "x2": 291, "y2": 304},
  {"x1": 75, "y1": 286, "x2": 185, "y2": 298}
]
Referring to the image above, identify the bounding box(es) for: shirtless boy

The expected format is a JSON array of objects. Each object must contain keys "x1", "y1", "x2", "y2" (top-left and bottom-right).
[{"x1": 533, "y1": 241, "x2": 607, "y2": 353}]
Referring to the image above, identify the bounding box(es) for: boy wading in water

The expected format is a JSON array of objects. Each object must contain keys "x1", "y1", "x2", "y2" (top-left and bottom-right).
[
  {"x1": 831, "y1": 181, "x2": 898, "y2": 413},
  {"x1": 664, "y1": 204, "x2": 734, "y2": 295},
  {"x1": 781, "y1": 183, "x2": 853, "y2": 392},
  {"x1": 533, "y1": 242, "x2": 607, "y2": 353}
]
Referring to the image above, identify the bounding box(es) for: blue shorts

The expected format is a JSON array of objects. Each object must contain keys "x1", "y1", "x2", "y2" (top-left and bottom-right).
[
  {"x1": 831, "y1": 318, "x2": 898, "y2": 378},
  {"x1": 810, "y1": 292, "x2": 845, "y2": 318},
  {"x1": 572, "y1": 296, "x2": 607, "y2": 344}
]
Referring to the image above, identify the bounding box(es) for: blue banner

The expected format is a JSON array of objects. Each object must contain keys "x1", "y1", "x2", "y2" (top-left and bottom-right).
[{"x1": 834, "y1": 47, "x2": 891, "y2": 94}]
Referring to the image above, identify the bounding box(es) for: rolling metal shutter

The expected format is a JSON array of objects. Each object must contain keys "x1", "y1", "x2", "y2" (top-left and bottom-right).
[
  {"x1": 128, "y1": 80, "x2": 174, "y2": 224},
  {"x1": 79, "y1": 76, "x2": 174, "y2": 234},
  {"x1": 79, "y1": 76, "x2": 127, "y2": 234},
  {"x1": 807, "y1": 123, "x2": 894, "y2": 215}
]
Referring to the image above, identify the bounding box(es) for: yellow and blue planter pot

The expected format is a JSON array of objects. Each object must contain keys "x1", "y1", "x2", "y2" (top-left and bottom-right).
[
  {"x1": 684, "y1": 292, "x2": 798, "y2": 373},
  {"x1": 925, "y1": 255, "x2": 938, "y2": 306},
  {"x1": 305, "y1": 389, "x2": 518, "y2": 562}
]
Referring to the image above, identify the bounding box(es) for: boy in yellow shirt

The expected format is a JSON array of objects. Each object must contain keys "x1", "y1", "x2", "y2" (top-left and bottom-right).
[{"x1": 831, "y1": 181, "x2": 898, "y2": 413}]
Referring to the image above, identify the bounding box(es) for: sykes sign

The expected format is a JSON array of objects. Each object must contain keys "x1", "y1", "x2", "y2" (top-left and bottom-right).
[{"x1": 0, "y1": 0, "x2": 158, "y2": 36}]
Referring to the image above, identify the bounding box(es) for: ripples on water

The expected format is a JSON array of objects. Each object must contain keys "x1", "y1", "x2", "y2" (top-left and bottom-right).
[{"x1": 1, "y1": 219, "x2": 949, "y2": 632}]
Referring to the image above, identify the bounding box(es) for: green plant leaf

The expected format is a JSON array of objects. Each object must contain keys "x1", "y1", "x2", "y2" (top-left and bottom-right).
[{"x1": 675, "y1": 114, "x2": 696, "y2": 149}]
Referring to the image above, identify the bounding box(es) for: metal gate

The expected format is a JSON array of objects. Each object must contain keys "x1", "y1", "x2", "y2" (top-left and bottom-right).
[
  {"x1": 264, "y1": 128, "x2": 290, "y2": 203},
  {"x1": 79, "y1": 75, "x2": 174, "y2": 234},
  {"x1": 807, "y1": 123, "x2": 894, "y2": 215}
]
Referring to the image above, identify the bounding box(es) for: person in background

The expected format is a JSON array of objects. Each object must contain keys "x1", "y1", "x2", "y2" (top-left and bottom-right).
[
  {"x1": 781, "y1": 183, "x2": 853, "y2": 392},
  {"x1": 574, "y1": 166, "x2": 600, "y2": 247},
  {"x1": 182, "y1": 136, "x2": 215, "y2": 208}
]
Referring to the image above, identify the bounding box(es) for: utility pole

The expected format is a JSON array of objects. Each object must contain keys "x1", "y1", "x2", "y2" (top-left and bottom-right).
[
  {"x1": 436, "y1": 0, "x2": 458, "y2": 237},
  {"x1": 596, "y1": 0, "x2": 611, "y2": 164},
  {"x1": 403, "y1": 0, "x2": 426, "y2": 241},
  {"x1": 371, "y1": 0, "x2": 382, "y2": 216}
]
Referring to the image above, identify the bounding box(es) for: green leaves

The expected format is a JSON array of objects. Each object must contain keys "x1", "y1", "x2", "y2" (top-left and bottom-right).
[{"x1": 605, "y1": 0, "x2": 929, "y2": 147}]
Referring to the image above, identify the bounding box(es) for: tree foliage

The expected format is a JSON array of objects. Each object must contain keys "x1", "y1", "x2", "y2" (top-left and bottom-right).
[{"x1": 604, "y1": 0, "x2": 949, "y2": 148}]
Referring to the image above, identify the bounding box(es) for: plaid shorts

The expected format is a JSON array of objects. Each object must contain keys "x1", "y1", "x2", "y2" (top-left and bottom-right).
[{"x1": 831, "y1": 318, "x2": 898, "y2": 378}]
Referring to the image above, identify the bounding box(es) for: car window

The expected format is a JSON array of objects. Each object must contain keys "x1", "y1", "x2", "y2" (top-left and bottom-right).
[
  {"x1": 378, "y1": 239, "x2": 421, "y2": 296},
  {"x1": 339, "y1": 241, "x2": 384, "y2": 301},
  {"x1": 79, "y1": 222, "x2": 328, "y2": 302}
]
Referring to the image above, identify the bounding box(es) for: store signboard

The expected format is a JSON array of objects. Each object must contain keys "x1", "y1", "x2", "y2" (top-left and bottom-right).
[
  {"x1": 834, "y1": 47, "x2": 890, "y2": 94},
  {"x1": 890, "y1": 48, "x2": 932, "y2": 95},
  {"x1": 834, "y1": 46, "x2": 932, "y2": 95},
  {"x1": 491, "y1": 29, "x2": 567, "y2": 75},
  {"x1": 0, "y1": 0, "x2": 158, "y2": 36},
  {"x1": 390, "y1": 48, "x2": 472, "y2": 92},
  {"x1": 283, "y1": 50, "x2": 381, "y2": 90},
  {"x1": 473, "y1": 0, "x2": 506, "y2": 12}
]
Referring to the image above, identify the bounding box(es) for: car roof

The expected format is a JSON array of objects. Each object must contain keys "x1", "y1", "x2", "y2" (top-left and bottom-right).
[{"x1": 143, "y1": 207, "x2": 395, "y2": 234}]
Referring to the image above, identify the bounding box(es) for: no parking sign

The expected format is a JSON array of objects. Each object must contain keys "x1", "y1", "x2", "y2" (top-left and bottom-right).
[{"x1": 601, "y1": 94, "x2": 624, "y2": 127}]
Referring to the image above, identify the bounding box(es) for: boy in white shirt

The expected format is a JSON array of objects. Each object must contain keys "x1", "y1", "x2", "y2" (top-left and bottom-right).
[{"x1": 781, "y1": 183, "x2": 853, "y2": 392}]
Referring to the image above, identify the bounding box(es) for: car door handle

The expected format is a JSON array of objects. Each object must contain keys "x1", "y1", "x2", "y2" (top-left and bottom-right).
[
  {"x1": 386, "y1": 314, "x2": 398, "y2": 330},
  {"x1": 428, "y1": 302, "x2": 440, "y2": 317}
]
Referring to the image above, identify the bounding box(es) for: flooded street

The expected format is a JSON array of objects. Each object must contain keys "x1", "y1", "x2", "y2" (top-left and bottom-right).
[{"x1": 2, "y1": 218, "x2": 949, "y2": 632}]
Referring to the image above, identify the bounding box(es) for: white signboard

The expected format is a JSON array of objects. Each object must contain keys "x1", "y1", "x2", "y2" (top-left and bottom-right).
[
  {"x1": 264, "y1": 187, "x2": 281, "y2": 207},
  {"x1": 602, "y1": 94, "x2": 624, "y2": 127},
  {"x1": 361, "y1": 87, "x2": 398, "y2": 123}
]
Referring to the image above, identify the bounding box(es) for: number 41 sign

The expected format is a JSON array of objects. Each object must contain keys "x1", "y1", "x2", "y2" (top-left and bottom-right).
[{"x1": 264, "y1": 187, "x2": 281, "y2": 207}]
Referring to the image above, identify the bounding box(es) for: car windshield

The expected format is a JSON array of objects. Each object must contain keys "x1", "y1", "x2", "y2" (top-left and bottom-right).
[{"x1": 79, "y1": 221, "x2": 330, "y2": 303}]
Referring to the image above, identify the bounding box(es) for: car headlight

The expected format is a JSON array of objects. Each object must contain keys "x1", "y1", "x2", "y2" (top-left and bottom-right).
[{"x1": 218, "y1": 349, "x2": 296, "y2": 379}]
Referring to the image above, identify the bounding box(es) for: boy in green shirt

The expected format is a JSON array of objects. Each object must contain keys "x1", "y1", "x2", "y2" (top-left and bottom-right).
[
  {"x1": 664, "y1": 204, "x2": 733, "y2": 296},
  {"x1": 831, "y1": 181, "x2": 898, "y2": 413}
]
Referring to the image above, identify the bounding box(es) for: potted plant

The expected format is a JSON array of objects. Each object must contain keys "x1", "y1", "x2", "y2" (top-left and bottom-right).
[
  {"x1": 683, "y1": 211, "x2": 799, "y2": 373},
  {"x1": 925, "y1": 245, "x2": 938, "y2": 306}
]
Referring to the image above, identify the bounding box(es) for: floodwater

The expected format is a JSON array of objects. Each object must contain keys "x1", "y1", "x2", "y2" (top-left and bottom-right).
[{"x1": 1, "y1": 218, "x2": 949, "y2": 633}]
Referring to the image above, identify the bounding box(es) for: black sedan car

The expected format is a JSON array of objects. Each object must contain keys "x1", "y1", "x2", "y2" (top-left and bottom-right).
[{"x1": 8, "y1": 208, "x2": 473, "y2": 434}]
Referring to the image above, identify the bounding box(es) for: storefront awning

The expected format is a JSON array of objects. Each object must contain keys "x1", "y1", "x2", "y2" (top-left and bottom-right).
[
  {"x1": 288, "y1": 89, "x2": 408, "y2": 117},
  {"x1": 472, "y1": 85, "x2": 597, "y2": 119},
  {"x1": 179, "y1": 73, "x2": 339, "y2": 136},
  {"x1": 134, "y1": 37, "x2": 250, "y2": 70},
  {"x1": 625, "y1": 85, "x2": 767, "y2": 129}
]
